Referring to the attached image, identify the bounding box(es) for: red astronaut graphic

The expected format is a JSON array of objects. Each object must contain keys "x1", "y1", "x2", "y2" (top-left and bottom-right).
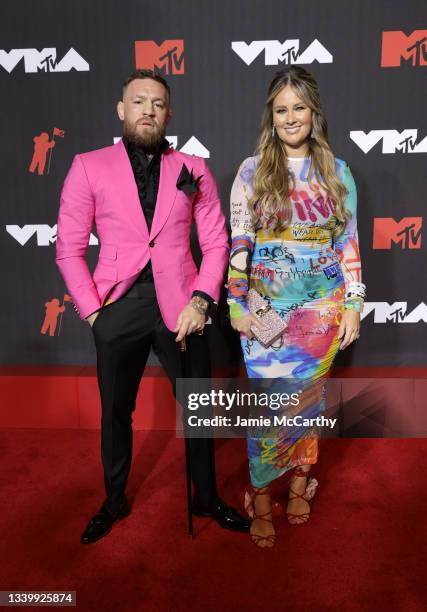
[
  {"x1": 29, "y1": 127, "x2": 65, "y2": 175},
  {"x1": 41, "y1": 294, "x2": 72, "y2": 336}
]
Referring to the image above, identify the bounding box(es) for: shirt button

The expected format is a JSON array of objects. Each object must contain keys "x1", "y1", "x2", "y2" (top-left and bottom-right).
[{"x1": 149, "y1": 240, "x2": 155, "y2": 247}]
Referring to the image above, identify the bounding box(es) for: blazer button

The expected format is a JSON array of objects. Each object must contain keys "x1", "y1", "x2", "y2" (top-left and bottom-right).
[{"x1": 149, "y1": 240, "x2": 155, "y2": 248}]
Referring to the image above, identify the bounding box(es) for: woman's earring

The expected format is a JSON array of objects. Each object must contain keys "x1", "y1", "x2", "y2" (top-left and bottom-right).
[{"x1": 271, "y1": 125, "x2": 275, "y2": 137}]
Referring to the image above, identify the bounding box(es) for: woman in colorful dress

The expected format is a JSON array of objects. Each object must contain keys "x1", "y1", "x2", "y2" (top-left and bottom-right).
[{"x1": 227, "y1": 67, "x2": 365, "y2": 548}]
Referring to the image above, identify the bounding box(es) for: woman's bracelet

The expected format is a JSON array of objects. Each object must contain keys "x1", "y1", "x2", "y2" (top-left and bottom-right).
[
  {"x1": 344, "y1": 296, "x2": 364, "y2": 312},
  {"x1": 346, "y1": 281, "x2": 366, "y2": 300}
]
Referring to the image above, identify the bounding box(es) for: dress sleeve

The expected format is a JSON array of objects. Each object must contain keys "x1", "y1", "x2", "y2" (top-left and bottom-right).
[
  {"x1": 227, "y1": 158, "x2": 256, "y2": 318},
  {"x1": 334, "y1": 162, "x2": 363, "y2": 309}
]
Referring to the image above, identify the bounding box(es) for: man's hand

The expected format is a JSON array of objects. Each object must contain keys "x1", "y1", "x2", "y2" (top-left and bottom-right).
[
  {"x1": 337, "y1": 309, "x2": 361, "y2": 350},
  {"x1": 86, "y1": 311, "x2": 100, "y2": 328},
  {"x1": 174, "y1": 304, "x2": 206, "y2": 342},
  {"x1": 230, "y1": 313, "x2": 266, "y2": 339}
]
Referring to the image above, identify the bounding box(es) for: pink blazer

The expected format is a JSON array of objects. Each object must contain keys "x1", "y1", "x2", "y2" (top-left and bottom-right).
[{"x1": 56, "y1": 139, "x2": 229, "y2": 330}]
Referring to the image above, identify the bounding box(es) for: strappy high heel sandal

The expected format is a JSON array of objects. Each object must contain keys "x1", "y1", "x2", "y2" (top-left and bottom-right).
[
  {"x1": 286, "y1": 465, "x2": 319, "y2": 525},
  {"x1": 244, "y1": 486, "x2": 276, "y2": 548}
]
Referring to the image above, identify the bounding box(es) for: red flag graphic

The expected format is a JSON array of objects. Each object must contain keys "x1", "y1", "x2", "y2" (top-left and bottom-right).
[{"x1": 53, "y1": 127, "x2": 65, "y2": 138}]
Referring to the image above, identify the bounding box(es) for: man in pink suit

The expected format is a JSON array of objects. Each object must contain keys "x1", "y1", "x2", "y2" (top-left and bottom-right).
[{"x1": 56, "y1": 70, "x2": 249, "y2": 543}]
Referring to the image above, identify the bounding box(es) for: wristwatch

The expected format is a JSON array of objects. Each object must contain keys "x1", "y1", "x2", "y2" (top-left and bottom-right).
[{"x1": 190, "y1": 296, "x2": 209, "y2": 315}]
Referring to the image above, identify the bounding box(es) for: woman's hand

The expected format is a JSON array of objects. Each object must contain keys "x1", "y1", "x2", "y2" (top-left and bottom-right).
[
  {"x1": 337, "y1": 309, "x2": 361, "y2": 350},
  {"x1": 230, "y1": 313, "x2": 265, "y2": 339}
]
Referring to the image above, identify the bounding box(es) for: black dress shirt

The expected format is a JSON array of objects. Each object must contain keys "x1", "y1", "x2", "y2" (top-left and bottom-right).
[{"x1": 123, "y1": 136, "x2": 214, "y2": 308}]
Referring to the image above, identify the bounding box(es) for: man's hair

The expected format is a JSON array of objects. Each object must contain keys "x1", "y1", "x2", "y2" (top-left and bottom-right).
[{"x1": 122, "y1": 69, "x2": 170, "y2": 100}]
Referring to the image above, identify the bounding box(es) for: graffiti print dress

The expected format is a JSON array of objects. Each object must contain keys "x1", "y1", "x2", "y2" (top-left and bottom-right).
[{"x1": 227, "y1": 155, "x2": 362, "y2": 488}]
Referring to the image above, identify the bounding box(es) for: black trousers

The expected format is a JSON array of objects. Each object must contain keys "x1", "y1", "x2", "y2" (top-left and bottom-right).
[{"x1": 91, "y1": 281, "x2": 217, "y2": 514}]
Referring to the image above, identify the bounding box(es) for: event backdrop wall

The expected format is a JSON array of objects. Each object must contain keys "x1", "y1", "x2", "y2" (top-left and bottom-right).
[{"x1": 1, "y1": 0, "x2": 426, "y2": 366}]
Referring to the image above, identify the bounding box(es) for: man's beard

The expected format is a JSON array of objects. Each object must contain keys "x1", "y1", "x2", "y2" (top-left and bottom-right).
[{"x1": 123, "y1": 119, "x2": 166, "y2": 149}]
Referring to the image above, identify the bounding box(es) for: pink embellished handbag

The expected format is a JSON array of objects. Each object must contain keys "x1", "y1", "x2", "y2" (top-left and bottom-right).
[{"x1": 247, "y1": 289, "x2": 288, "y2": 347}]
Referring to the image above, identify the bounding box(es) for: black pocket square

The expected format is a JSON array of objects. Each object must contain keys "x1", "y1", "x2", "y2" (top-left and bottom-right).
[{"x1": 176, "y1": 163, "x2": 203, "y2": 196}]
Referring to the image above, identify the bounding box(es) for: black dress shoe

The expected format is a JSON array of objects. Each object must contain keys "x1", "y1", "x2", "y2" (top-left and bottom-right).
[
  {"x1": 192, "y1": 497, "x2": 250, "y2": 533},
  {"x1": 80, "y1": 498, "x2": 130, "y2": 544}
]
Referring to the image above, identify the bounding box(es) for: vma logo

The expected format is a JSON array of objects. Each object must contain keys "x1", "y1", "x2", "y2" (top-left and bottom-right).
[
  {"x1": 381, "y1": 30, "x2": 427, "y2": 67},
  {"x1": 135, "y1": 40, "x2": 184, "y2": 74},
  {"x1": 231, "y1": 39, "x2": 333, "y2": 66},
  {"x1": 373, "y1": 217, "x2": 422, "y2": 249},
  {"x1": 166, "y1": 136, "x2": 210, "y2": 157},
  {"x1": 350, "y1": 130, "x2": 427, "y2": 154},
  {"x1": 0, "y1": 48, "x2": 89, "y2": 73},
  {"x1": 6, "y1": 225, "x2": 98, "y2": 246},
  {"x1": 362, "y1": 302, "x2": 427, "y2": 323}
]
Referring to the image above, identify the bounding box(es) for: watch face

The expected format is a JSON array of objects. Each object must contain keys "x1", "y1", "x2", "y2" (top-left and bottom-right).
[{"x1": 191, "y1": 297, "x2": 208, "y2": 314}]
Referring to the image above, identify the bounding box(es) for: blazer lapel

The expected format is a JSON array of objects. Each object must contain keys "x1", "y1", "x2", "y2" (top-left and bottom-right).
[
  {"x1": 149, "y1": 149, "x2": 178, "y2": 240},
  {"x1": 115, "y1": 140, "x2": 149, "y2": 240}
]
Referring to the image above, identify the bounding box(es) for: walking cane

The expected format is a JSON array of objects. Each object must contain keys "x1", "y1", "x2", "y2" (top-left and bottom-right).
[{"x1": 178, "y1": 336, "x2": 194, "y2": 538}]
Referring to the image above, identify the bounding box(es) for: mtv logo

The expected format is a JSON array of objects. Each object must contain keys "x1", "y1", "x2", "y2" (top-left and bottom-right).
[
  {"x1": 112, "y1": 136, "x2": 210, "y2": 158},
  {"x1": 373, "y1": 217, "x2": 422, "y2": 249},
  {"x1": 231, "y1": 39, "x2": 333, "y2": 66},
  {"x1": 135, "y1": 40, "x2": 184, "y2": 74},
  {"x1": 0, "y1": 48, "x2": 89, "y2": 73},
  {"x1": 350, "y1": 130, "x2": 427, "y2": 154},
  {"x1": 381, "y1": 30, "x2": 427, "y2": 67}
]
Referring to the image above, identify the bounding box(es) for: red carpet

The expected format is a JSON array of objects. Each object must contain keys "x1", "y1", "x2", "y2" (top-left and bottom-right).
[{"x1": 0, "y1": 430, "x2": 426, "y2": 611}]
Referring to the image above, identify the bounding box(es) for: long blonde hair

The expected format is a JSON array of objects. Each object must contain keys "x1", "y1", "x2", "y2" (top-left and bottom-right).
[{"x1": 250, "y1": 67, "x2": 350, "y2": 236}]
